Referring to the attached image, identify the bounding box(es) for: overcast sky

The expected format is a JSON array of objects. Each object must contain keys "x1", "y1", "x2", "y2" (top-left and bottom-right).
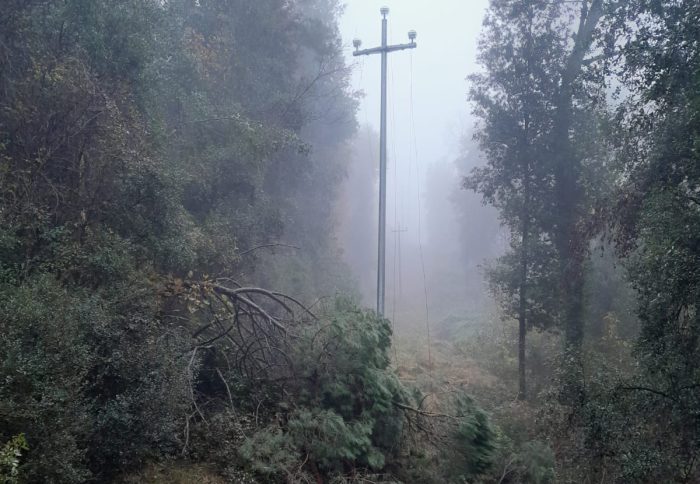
[
  {"x1": 337, "y1": 1, "x2": 491, "y2": 318},
  {"x1": 338, "y1": 0, "x2": 488, "y2": 238},
  {"x1": 339, "y1": 0, "x2": 488, "y2": 166}
]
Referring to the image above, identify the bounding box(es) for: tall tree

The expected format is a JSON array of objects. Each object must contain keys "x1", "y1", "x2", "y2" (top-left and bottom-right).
[
  {"x1": 592, "y1": 0, "x2": 700, "y2": 479},
  {"x1": 467, "y1": 0, "x2": 566, "y2": 399},
  {"x1": 469, "y1": 0, "x2": 617, "y2": 399},
  {"x1": 550, "y1": 0, "x2": 606, "y2": 360}
]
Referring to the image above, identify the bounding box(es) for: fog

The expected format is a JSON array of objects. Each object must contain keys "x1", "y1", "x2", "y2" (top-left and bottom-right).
[
  {"x1": 336, "y1": 1, "x2": 500, "y2": 333},
  {"x1": 5, "y1": 0, "x2": 696, "y2": 480}
]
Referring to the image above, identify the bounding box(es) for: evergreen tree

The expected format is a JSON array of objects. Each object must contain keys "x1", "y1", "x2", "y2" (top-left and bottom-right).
[
  {"x1": 588, "y1": 1, "x2": 700, "y2": 479},
  {"x1": 468, "y1": 0, "x2": 615, "y2": 399},
  {"x1": 466, "y1": 0, "x2": 567, "y2": 399}
]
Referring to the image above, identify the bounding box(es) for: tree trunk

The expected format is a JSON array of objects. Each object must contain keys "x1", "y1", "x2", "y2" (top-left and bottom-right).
[
  {"x1": 553, "y1": 0, "x2": 604, "y2": 346},
  {"x1": 552, "y1": 0, "x2": 604, "y2": 403},
  {"x1": 518, "y1": 242, "x2": 528, "y2": 400},
  {"x1": 518, "y1": 141, "x2": 531, "y2": 401}
]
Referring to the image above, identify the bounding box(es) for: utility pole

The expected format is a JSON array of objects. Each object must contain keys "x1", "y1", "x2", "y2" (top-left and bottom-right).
[{"x1": 353, "y1": 7, "x2": 417, "y2": 317}]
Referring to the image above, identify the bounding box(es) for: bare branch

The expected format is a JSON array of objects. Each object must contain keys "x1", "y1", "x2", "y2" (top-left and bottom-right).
[{"x1": 237, "y1": 243, "x2": 301, "y2": 257}]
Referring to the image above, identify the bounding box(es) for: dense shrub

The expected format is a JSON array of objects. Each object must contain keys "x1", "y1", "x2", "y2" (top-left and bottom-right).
[
  {"x1": 0, "y1": 434, "x2": 28, "y2": 484},
  {"x1": 0, "y1": 271, "x2": 190, "y2": 482},
  {"x1": 237, "y1": 302, "x2": 407, "y2": 479},
  {"x1": 0, "y1": 0, "x2": 359, "y2": 481}
]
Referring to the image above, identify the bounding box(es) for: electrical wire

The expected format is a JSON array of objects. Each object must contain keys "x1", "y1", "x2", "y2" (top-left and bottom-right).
[
  {"x1": 355, "y1": 56, "x2": 380, "y2": 311},
  {"x1": 409, "y1": 51, "x2": 432, "y2": 368},
  {"x1": 357, "y1": 58, "x2": 374, "y2": 160},
  {"x1": 387, "y1": 25, "x2": 404, "y2": 362},
  {"x1": 389, "y1": 51, "x2": 403, "y2": 363}
]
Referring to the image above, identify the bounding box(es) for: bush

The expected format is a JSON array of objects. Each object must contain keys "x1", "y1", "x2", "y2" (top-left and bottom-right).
[
  {"x1": 238, "y1": 301, "x2": 407, "y2": 479},
  {"x1": 0, "y1": 270, "x2": 191, "y2": 482},
  {"x1": 0, "y1": 434, "x2": 28, "y2": 484},
  {"x1": 443, "y1": 394, "x2": 497, "y2": 482}
]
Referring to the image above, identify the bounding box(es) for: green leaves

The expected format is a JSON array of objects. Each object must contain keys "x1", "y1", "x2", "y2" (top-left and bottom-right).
[
  {"x1": 0, "y1": 434, "x2": 28, "y2": 484},
  {"x1": 238, "y1": 301, "x2": 405, "y2": 478},
  {"x1": 446, "y1": 394, "x2": 497, "y2": 480},
  {"x1": 0, "y1": 0, "x2": 357, "y2": 481}
]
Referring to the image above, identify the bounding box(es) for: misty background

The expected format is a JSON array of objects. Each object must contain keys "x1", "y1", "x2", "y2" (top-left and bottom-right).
[{"x1": 335, "y1": 1, "x2": 503, "y2": 334}]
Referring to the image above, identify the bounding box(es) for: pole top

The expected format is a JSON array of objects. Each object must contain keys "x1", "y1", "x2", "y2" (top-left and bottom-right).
[{"x1": 380, "y1": 6, "x2": 389, "y2": 17}]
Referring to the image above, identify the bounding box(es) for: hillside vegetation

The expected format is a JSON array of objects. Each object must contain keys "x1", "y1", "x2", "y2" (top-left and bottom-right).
[{"x1": 2, "y1": 1, "x2": 700, "y2": 483}]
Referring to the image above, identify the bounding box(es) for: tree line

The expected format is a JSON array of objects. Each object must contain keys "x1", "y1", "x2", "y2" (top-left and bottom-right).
[{"x1": 468, "y1": 0, "x2": 700, "y2": 480}]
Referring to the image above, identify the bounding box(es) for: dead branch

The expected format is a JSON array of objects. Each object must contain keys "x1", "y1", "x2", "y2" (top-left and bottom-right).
[
  {"x1": 215, "y1": 367, "x2": 236, "y2": 414},
  {"x1": 392, "y1": 401, "x2": 459, "y2": 420},
  {"x1": 237, "y1": 243, "x2": 301, "y2": 257}
]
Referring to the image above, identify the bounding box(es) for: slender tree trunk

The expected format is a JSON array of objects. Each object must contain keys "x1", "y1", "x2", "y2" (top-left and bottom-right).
[
  {"x1": 518, "y1": 295, "x2": 527, "y2": 400},
  {"x1": 517, "y1": 5, "x2": 536, "y2": 402},
  {"x1": 518, "y1": 107, "x2": 532, "y2": 401},
  {"x1": 518, "y1": 212, "x2": 530, "y2": 401}
]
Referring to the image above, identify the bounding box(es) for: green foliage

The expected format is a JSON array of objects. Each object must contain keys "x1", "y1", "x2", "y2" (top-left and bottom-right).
[
  {"x1": 239, "y1": 428, "x2": 297, "y2": 477},
  {"x1": 239, "y1": 302, "x2": 406, "y2": 478},
  {"x1": 456, "y1": 317, "x2": 562, "y2": 401},
  {"x1": 557, "y1": 1, "x2": 700, "y2": 481},
  {"x1": 12, "y1": 0, "x2": 700, "y2": 482},
  {"x1": 465, "y1": 0, "x2": 610, "y2": 398},
  {"x1": 0, "y1": 0, "x2": 358, "y2": 481},
  {"x1": 490, "y1": 429, "x2": 555, "y2": 484},
  {"x1": 0, "y1": 272, "x2": 191, "y2": 482},
  {"x1": 484, "y1": 243, "x2": 560, "y2": 331},
  {"x1": 446, "y1": 395, "x2": 496, "y2": 481},
  {"x1": 513, "y1": 441, "x2": 556, "y2": 484},
  {"x1": 181, "y1": 290, "x2": 499, "y2": 483},
  {"x1": 0, "y1": 435, "x2": 28, "y2": 484},
  {"x1": 0, "y1": 276, "x2": 93, "y2": 483}
]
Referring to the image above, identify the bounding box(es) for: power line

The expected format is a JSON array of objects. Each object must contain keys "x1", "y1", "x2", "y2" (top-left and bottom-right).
[
  {"x1": 408, "y1": 51, "x2": 432, "y2": 368},
  {"x1": 389, "y1": 45, "x2": 401, "y2": 319},
  {"x1": 389, "y1": 30, "x2": 404, "y2": 363}
]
